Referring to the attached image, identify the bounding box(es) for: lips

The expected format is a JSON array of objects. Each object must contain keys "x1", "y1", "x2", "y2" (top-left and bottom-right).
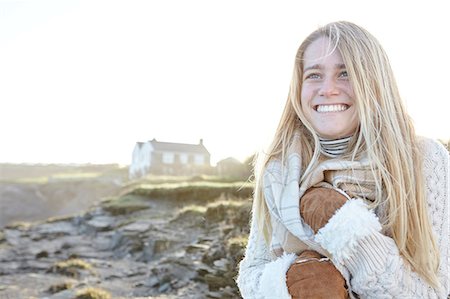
[{"x1": 314, "y1": 104, "x2": 349, "y2": 113}]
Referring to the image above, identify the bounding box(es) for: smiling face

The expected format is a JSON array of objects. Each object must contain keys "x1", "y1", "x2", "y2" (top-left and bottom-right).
[{"x1": 300, "y1": 37, "x2": 359, "y2": 139}]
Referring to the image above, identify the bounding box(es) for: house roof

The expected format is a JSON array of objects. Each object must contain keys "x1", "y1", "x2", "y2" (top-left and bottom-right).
[{"x1": 148, "y1": 139, "x2": 210, "y2": 155}]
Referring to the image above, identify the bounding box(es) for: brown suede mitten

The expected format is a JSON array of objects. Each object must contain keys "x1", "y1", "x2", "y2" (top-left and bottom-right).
[
  {"x1": 300, "y1": 187, "x2": 347, "y2": 233},
  {"x1": 286, "y1": 187, "x2": 349, "y2": 299},
  {"x1": 287, "y1": 250, "x2": 348, "y2": 299}
]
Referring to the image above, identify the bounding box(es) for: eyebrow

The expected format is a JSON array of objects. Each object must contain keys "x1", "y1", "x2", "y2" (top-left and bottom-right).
[{"x1": 303, "y1": 63, "x2": 346, "y2": 72}]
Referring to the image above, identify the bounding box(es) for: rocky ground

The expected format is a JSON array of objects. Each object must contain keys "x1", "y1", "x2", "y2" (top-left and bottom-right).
[{"x1": 0, "y1": 189, "x2": 251, "y2": 298}]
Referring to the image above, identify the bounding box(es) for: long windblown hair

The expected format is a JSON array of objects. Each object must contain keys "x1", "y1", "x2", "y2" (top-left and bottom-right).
[{"x1": 253, "y1": 21, "x2": 440, "y2": 288}]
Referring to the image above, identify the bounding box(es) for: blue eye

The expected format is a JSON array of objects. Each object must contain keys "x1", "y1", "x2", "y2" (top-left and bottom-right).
[
  {"x1": 339, "y1": 71, "x2": 348, "y2": 78},
  {"x1": 305, "y1": 73, "x2": 320, "y2": 80}
]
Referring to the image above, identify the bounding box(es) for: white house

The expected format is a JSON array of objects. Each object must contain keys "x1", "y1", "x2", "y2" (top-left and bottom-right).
[{"x1": 129, "y1": 139, "x2": 211, "y2": 179}]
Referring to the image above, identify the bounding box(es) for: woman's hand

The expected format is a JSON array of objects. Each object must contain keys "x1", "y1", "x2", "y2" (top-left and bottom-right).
[
  {"x1": 286, "y1": 187, "x2": 349, "y2": 299},
  {"x1": 287, "y1": 250, "x2": 348, "y2": 299},
  {"x1": 300, "y1": 187, "x2": 347, "y2": 233}
]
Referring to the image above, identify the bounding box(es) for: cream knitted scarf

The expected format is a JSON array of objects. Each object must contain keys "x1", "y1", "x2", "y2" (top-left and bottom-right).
[{"x1": 265, "y1": 132, "x2": 378, "y2": 258}]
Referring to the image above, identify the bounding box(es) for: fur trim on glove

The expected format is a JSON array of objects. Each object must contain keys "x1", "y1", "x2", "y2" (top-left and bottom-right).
[
  {"x1": 315, "y1": 198, "x2": 382, "y2": 263},
  {"x1": 260, "y1": 252, "x2": 297, "y2": 299}
]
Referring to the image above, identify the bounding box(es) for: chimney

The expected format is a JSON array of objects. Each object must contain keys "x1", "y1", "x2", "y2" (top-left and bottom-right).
[{"x1": 199, "y1": 138, "x2": 203, "y2": 145}]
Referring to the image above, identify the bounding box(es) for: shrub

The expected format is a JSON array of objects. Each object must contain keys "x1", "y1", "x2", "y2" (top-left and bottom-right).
[
  {"x1": 49, "y1": 258, "x2": 94, "y2": 278},
  {"x1": 75, "y1": 287, "x2": 111, "y2": 299},
  {"x1": 47, "y1": 281, "x2": 73, "y2": 293}
]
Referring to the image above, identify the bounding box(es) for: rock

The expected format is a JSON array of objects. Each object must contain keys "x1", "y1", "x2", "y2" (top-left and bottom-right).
[
  {"x1": 0, "y1": 261, "x2": 22, "y2": 275},
  {"x1": 226, "y1": 235, "x2": 247, "y2": 264},
  {"x1": 204, "y1": 273, "x2": 233, "y2": 291},
  {"x1": 121, "y1": 221, "x2": 152, "y2": 233},
  {"x1": 158, "y1": 282, "x2": 171, "y2": 293},
  {"x1": 71, "y1": 215, "x2": 86, "y2": 227},
  {"x1": 152, "y1": 239, "x2": 174, "y2": 255},
  {"x1": 91, "y1": 233, "x2": 115, "y2": 251},
  {"x1": 27, "y1": 237, "x2": 72, "y2": 257},
  {"x1": 24, "y1": 259, "x2": 53, "y2": 271},
  {"x1": 221, "y1": 224, "x2": 234, "y2": 235},
  {"x1": 205, "y1": 204, "x2": 228, "y2": 223},
  {"x1": 85, "y1": 216, "x2": 116, "y2": 231},
  {"x1": 201, "y1": 243, "x2": 226, "y2": 266},
  {"x1": 45, "y1": 288, "x2": 77, "y2": 299},
  {"x1": 185, "y1": 243, "x2": 210, "y2": 254},
  {"x1": 0, "y1": 179, "x2": 251, "y2": 298},
  {"x1": 206, "y1": 291, "x2": 223, "y2": 298},
  {"x1": 231, "y1": 200, "x2": 252, "y2": 230},
  {"x1": 46, "y1": 280, "x2": 73, "y2": 294},
  {"x1": 212, "y1": 258, "x2": 230, "y2": 272},
  {"x1": 194, "y1": 261, "x2": 215, "y2": 279},
  {"x1": 36, "y1": 250, "x2": 49, "y2": 258},
  {"x1": 0, "y1": 273, "x2": 78, "y2": 299},
  {"x1": 109, "y1": 231, "x2": 146, "y2": 258},
  {"x1": 33, "y1": 221, "x2": 76, "y2": 239},
  {"x1": 143, "y1": 276, "x2": 160, "y2": 288},
  {"x1": 206, "y1": 286, "x2": 238, "y2": 299},
  {"x1": 170, "y1": 208, "x2": 206, "y2": 227},
  {"x1": 135, "y1": 240, "x2": 154, "y2": 262},
  {"x1": 108, "y1": 231, "x2": 124, "y2": 251},
  {"x1": 86, "y1": 207, "x2": 104, "y2": 217},
  {"x1": 3, "y1": 228, "x2": 23, "y2": 246}
]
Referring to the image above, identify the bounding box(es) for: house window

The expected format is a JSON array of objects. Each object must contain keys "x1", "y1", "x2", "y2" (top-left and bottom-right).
[
  {"x1": 162, "y1": 152, "x2": 174, "y2": 164},
  {"x1": 179, "y1": 153, "x2": 188, "y2": 164},
  {"x1": 194, "y1": 154, "x2": 204, "y2": 165}
]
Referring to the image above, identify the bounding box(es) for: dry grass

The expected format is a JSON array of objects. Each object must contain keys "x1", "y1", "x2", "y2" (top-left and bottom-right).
[
  {"x1": 100, "y1": 195, "x2": 150, "y2": 215},
  {"x1": 75, "y1": 287, "x2": 111, "y2": 299},
  {"x1": 54, "y1": 258, "x2": 93, "y2": 270},
  {"x1": 129, "y1": 181, "x2": 253, "y2": 201},
  {"x1": 47, "y1": 281, "x2": 74, "y2": 293},
  {"x1": 49, "y1": 258, "x2": 95, "y2": 278}
]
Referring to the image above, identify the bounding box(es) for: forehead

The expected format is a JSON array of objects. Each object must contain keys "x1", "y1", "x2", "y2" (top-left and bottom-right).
[{"x1": 303, "y1": 37, "x2": 344, "y2": 68}]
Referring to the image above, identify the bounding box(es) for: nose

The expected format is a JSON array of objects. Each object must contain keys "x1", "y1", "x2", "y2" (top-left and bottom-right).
[{"x1": 318, "y1": 78, "x2": 339, "y2": 97}]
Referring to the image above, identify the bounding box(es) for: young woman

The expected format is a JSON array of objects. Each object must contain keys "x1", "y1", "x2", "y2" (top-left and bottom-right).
[{"x1": 237, "y1": 21, "x2": 449, "y2": 298}]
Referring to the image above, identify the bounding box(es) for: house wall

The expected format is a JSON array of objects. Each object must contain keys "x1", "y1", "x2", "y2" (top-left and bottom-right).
[
  {"x1": 130, "y1": 141, "x2": 212, "y2": 178},
  {"x1": 149, "y1": 151, "x2": 211, "y2": 175},
  {"x1": 129, "y1": 142, "x2": 153, "y2": 179}
]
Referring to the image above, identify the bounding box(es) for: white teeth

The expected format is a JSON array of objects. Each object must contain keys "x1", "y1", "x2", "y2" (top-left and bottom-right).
[{"x1": 316, "y1": 104, "x2": 348, "y2": 113}]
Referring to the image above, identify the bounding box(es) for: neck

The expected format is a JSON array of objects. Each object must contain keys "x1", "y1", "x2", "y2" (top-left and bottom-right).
[{"x1": 319, "y1": 135, "x2": 352, "y2": 158}]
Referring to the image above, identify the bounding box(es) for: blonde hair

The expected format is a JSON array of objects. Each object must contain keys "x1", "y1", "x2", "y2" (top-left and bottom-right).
[{"x1": 253, "y1": 21, "x2": 440, "y2": 288}]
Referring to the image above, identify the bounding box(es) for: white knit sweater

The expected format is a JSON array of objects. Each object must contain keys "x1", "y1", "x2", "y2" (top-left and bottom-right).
[{"x1": 237, "y1": 137, "x2": 449, "y2": 299}]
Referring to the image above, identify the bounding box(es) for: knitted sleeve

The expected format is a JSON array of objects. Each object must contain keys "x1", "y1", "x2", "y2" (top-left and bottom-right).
[
  {"x1": 236, "y1": 164, "x2": 297, "y2": 299},
  {"x1": 315, "y1": 138, "x2": 449, "y2": 298},
  {"x1": 236, "y1": 206, "x2": 296, "y2": 299},
  {"x1": 236, "y1": 206, "x2": 271, "y2": 299}
]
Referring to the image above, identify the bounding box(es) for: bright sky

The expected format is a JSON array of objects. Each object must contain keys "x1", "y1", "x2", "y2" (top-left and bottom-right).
[{"x1": 1, "y1": 0, "x2": 449, "y2": 165}]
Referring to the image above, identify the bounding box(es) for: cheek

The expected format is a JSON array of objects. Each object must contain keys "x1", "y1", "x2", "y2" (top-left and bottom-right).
[
  {"x1": 300, "y1": 97, "x2": 311, "y2": 119},
  {"x1": 350, "y1": 111, "x2": 360, "y2": 130},
  {"x1": 300, "y1": 87, "x2": 311, "y2": 110},
  {"x1": 344, "y1": 83, "x2": 355, "y2": 99}
]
